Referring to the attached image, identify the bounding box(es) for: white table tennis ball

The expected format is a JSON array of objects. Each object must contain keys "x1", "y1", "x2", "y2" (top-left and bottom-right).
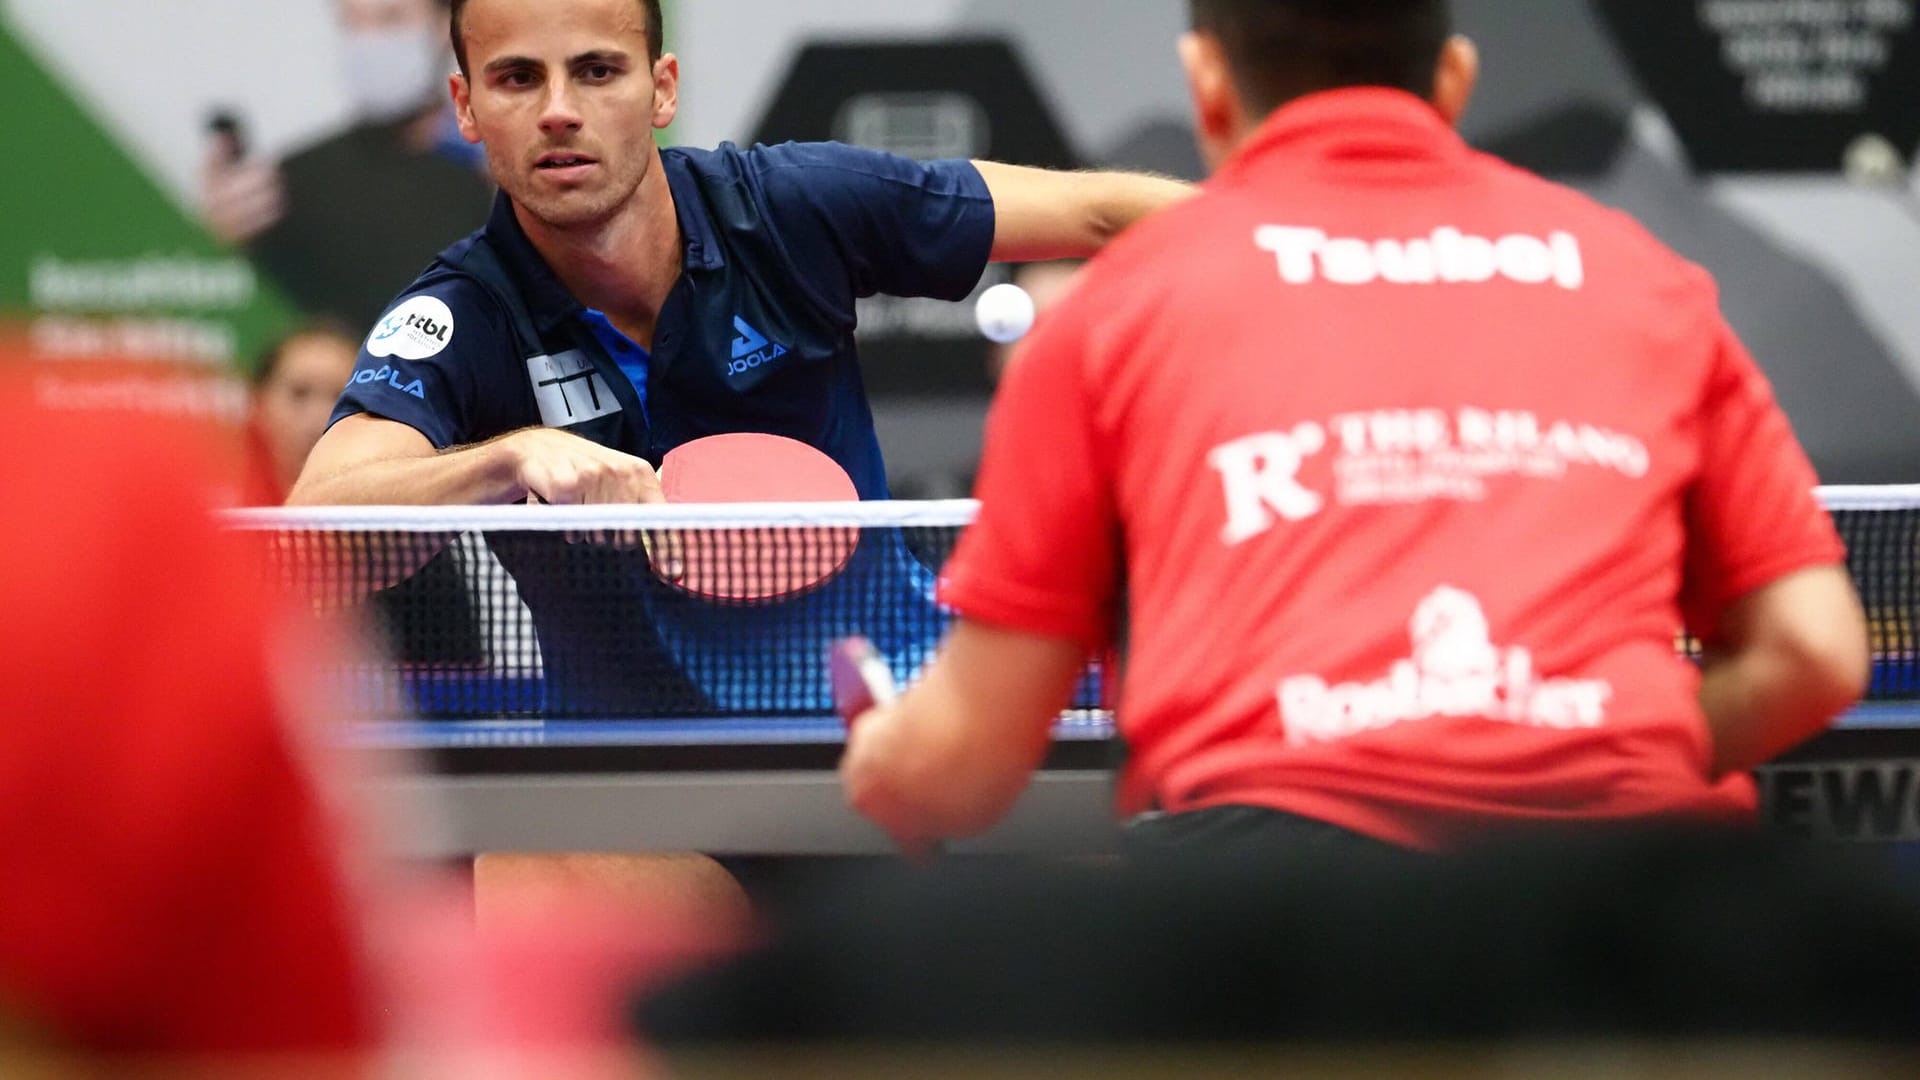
[{"x1": 975, "y1": 282, "x2": 1037, "y2": 344}]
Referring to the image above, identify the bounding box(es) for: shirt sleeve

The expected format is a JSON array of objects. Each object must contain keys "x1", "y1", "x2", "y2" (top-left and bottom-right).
[
  {"x1": 329, "y1": 278, "x2": 511, "y2": 450},
  {"x1": 1679, "y1": 312, "x2": 1847, "y2": 642},
  {"x1": 753, "y1": 141, "x2": 995, "y2": 304},
  {"x1": 938, "y1": 297, "x2": 1122, "y2": 649}
]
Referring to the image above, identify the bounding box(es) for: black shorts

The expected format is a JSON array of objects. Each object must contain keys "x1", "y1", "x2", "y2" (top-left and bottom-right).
[{"x1": 1121, "y1": 804, "x2": 1417, "y2": 862}]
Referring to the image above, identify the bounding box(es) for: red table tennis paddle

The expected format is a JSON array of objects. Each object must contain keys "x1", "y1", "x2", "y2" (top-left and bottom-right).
[
  {"x1": 829, "y1": 636, "x2": 897, "y2": 730},
  {"x1": 646, "y1": 433, "x2": 861, "y2": 601}
]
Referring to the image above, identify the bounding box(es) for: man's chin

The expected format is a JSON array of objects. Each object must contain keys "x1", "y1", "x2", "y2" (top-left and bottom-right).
[{"x1": 513, "y1": 187, "x2": 625, "y2": 231}]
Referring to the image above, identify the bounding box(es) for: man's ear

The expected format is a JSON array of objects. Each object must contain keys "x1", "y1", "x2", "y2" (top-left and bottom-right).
[
  {"x1": 1432, "y1": 35, "x2": 1480, "y2": 128},
  {"x1": 452, "y1": 73, "x2": 481, "y2": 143},
  {"x1": 1180, "y1": 30, "x2": 1243, "y2": 173},
  {"x1": 651, "y1": 54, "x2": 681, "y2": 131}
]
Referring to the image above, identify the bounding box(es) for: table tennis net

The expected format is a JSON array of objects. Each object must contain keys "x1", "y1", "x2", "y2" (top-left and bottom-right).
[
  {"x1": 229, "y1": 501, "x2": 1094, "y2": 720},
  {"x1": 227, "y1": 489, "x2": 1917, "y2": 721}
]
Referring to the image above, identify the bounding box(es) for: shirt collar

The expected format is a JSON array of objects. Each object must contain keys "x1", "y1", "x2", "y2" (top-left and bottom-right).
[
  {"x1": 1216, "y1": 87, "x2": 1466, "y2": 180},
  {"x1": 480, "y1": 191, "x2": 581, "y2": 335},
  {"x1": 479, "y1": 150, "x2": 725, "y2": 336}
]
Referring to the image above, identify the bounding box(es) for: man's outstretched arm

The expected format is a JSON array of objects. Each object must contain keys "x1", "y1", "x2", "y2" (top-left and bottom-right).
[
  {"x1": 840, "y1": 620, "x2": 1087, "y2": 850},
  {"x1": 973, "y1": 160, "x2": 1196, "y2": 263}
]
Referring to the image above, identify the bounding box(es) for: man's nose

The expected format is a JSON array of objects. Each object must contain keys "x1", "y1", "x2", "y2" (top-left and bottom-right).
[{"x1": 539, "y1": 82, "x2": 584, "y2": 135}]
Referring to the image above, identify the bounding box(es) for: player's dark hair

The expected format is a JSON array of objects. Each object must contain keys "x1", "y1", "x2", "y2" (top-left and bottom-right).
[
  {"x1": 449, "y1": 0, "x2": 664, "y2": 73},
  {"x1": 1187, "y1": 0, "x2": 1451, "y2": 114}
]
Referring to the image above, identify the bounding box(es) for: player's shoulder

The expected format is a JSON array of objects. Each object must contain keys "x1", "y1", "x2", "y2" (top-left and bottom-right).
[
  {"x1": 1470, "y1": 150, "x2": 1719, "y2": 299},
  {"x1": 684, "y1": 140, "x2": 977, "y2": 193},
  {"x1": 668, "y1": 141, "x2": 845, "y2": 189},
  {"x1": 360, "y1": 261, "x2": 513, "y2": 366}
]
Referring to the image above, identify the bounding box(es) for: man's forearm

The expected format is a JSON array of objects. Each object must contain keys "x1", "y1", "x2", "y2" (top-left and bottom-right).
[
  {"x1": 1693, "y1": 565, "x2": 1870, "y2": 777},
  {"x1": 287, "y1": 439, "x2": 523, "y2": 506},
  {"x1": 1085, "y1": 170, "x2": 1198, "y2": 246},
  {"x1": 975, "y1": 160, "x2": 1197, "y2": 262},
  {"x1": 841, "y1": 623, "x2": 1085, "y2": 846},
  {"x1": 1697, "y1": 647, "x2": 1859, "y2": 777}
]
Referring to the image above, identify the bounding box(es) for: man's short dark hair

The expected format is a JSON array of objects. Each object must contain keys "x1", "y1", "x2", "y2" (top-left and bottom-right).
[
  {"x1": 449, "y1": 0, "x2": 664, "y2": 73},
  {"x1": 1188, "y1": 0, "x2": 1450, "y2": 115}
]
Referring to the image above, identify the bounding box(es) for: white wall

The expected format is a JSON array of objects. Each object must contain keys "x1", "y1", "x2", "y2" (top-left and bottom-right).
[
  {"x1": 7, "y1": 0, "x2": 1916, "y2": 396},
  {"x1": 670, "y1": 0, "x2": 964, "y2": 147},
  {"x1": 7, "y1": 0, "x2": 352, "y2": 210}
]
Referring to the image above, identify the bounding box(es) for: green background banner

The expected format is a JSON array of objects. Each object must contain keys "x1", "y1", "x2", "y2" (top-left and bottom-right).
[{"x1": 0, "y1": 21, "x2": 296, "y2": 368}]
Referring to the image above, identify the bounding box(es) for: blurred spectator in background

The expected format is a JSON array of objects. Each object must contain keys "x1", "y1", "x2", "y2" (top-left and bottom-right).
[
  {"x1": 0, "y1": 377, "x2": 700, "y2": 1074},
  {"x1": 247, "y1": 322, "x2": 487, "y2": 668},
  {"x1": 202, "y1": 0, "x2": 494, "y2": 328},
  {"x1": 248, "y1": 321, "x2": 360, "y2": 502},
  {"x1": 0, "y1": 377, "x2": 381, "y2": 1065}
]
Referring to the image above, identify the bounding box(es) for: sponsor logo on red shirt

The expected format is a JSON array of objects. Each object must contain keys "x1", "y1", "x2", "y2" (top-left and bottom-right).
[{"x1": 1280, "y1": 586, "x2": 1614, "y2": 745}]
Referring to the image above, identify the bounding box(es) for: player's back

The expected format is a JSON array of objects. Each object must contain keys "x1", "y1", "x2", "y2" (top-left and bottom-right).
[{"x1": 1066, "y1": 89, "x2": 1832, "y2": 847}]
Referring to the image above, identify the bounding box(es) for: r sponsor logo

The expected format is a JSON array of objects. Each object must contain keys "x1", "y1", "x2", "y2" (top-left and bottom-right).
[{"x1": 1207, "y1": 407, "x2": 1652, "y2": 545}]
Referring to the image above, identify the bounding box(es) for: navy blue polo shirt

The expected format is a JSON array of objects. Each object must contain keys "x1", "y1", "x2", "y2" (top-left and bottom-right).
[
  {"x1": 332, "y1": 140, "x2": 995, "y2": 498},
  {"x1": 331, "y1": 142, "x2": 995, "y2": 716}
]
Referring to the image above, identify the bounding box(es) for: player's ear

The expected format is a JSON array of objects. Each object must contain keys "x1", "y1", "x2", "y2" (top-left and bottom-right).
[
  {"x1": 1431, "y1": 35, "x2": 1479, "y2": 128},
  {"x1": 1179, "y1": 30, "x2": 1240, "y2": 175},
  {"x1": 451, "y1": 72, "x2": 482, "y2": 143},
  {"x1": 651, "y1": 54, "x2": 680, "y2": 131}
]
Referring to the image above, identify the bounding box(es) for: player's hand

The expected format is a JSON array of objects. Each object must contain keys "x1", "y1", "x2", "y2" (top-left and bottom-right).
[
  {"x1": 503, "y1": 427, "x2": 665, "y2": 505},
  {"x1": 840, "y1": 701, "x2": 942, "y2": 861},
  {"x1": 201, "y1": 143, "x2": 285, "y2": 246}
]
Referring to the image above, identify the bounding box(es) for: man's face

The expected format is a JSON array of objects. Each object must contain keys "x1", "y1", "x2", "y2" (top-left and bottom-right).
[
  {"x1": 453, "y1": 0, "x2": 677, "y2": 231},
  {"x1": 338, "y1": 0, "x2": 440, "y2": 33}
]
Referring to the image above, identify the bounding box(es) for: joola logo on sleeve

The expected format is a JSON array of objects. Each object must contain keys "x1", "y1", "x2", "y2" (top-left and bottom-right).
[
  {"x1": 1254, "y1": 226, "x2": 1585, "y2": 289},
  {"x1": 367, "y1": 295, "x2": 456, "y2": 360},
  {"x1": 728, "y1": 316, "x2": 788, "y2": 378},
  {"x1": 349, "y1": 364, "x2": 427, "y2": 399}
]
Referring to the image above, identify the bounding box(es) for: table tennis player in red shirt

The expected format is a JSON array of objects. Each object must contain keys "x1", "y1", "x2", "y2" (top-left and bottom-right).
[
  {"x1": 0, "y1": 378, "x2": 381, "y2": 1063},
  {"x1": 840, "y1": 0, "x2": 1870, "y2": 856}
]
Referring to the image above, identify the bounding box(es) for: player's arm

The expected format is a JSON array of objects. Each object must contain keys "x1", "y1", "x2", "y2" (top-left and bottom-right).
[
  {"x1": 289, "y1": 416, "x2": 663, "y2": 507},
  {"x1": 842, "y1": 264, "x2": 1119, "y2": 849},
  {"x1": 1696, "y1": 566, "x2": 1868, "y2": 777},
  {"x1": 972, "y1": 160, "x2": 1195, "y2": 263},
  {"x1": 841, "y1": 621, "x2": 1086, "y2": 846},
  {"x1": 1680, "y1": 300, "x2": 1869, "y2": 775}
]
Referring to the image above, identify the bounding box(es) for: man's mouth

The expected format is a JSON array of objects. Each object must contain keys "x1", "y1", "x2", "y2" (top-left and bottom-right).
[{"x1": 536, "y1": 153, "x2": 599, "y2": 171}]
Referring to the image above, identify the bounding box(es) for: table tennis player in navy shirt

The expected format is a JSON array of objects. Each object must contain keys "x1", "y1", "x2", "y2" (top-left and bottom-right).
[
  {"x1": 290, "y1": 0, "x2": 1191, "y2": 714},
  {"x1": 296, "y1": 0, "x2": 1190, "y2": 503}
]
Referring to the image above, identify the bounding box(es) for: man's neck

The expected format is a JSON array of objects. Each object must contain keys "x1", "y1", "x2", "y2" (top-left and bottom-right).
[{"x1": 516, "y1": 149, "x2": 684, "y2": 350}]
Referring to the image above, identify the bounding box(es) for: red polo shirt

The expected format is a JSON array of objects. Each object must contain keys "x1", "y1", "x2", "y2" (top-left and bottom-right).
[{"x1": 941, "y1": 89, "x2": 1844, "y2": 849}]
